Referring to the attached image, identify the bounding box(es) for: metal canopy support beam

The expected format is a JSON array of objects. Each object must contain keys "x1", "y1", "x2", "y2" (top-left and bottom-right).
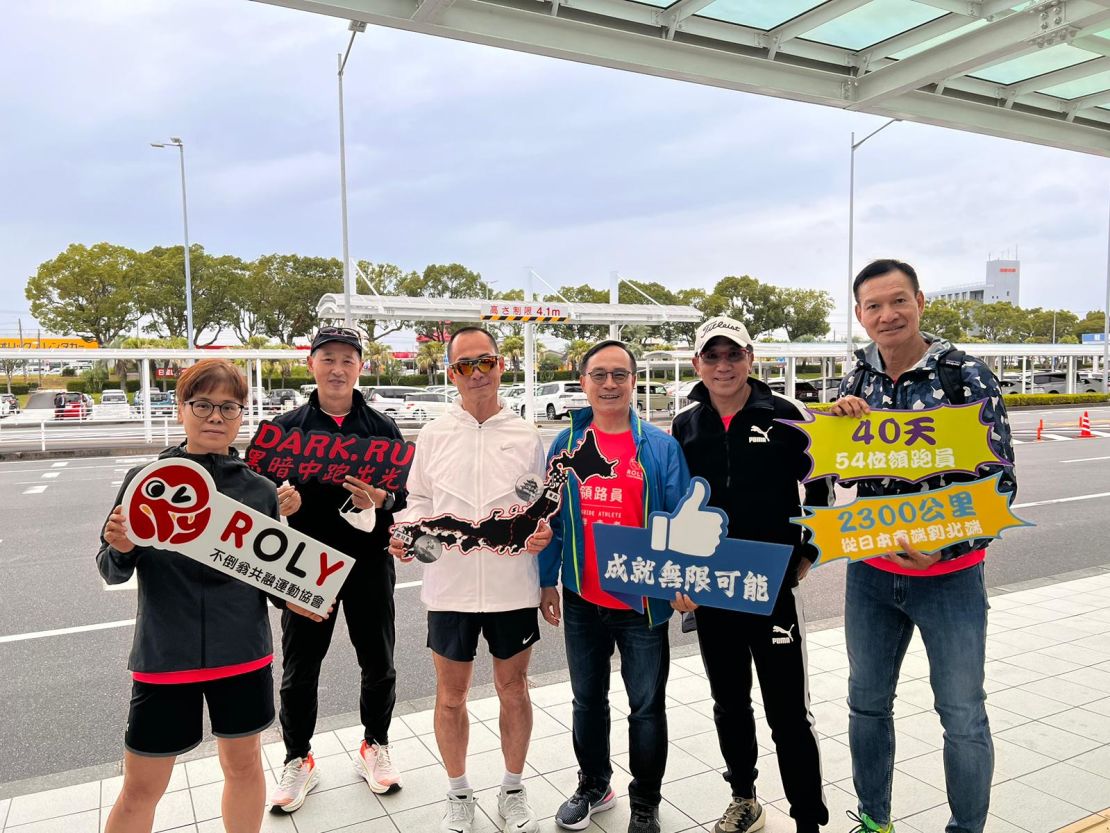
[
  {"x1": 853, "y1": 2, "x2": 1110, "y2": 108},
  {"x1": 1069, "y1": 87, "x2": 1110, "y2": 117},
  {"x1": 1004, "y1": 56, "x2": 1110, "y2": 97},
  {"x1": 657, "y1": 0, "x2": 716, "y2": 40},
  {"x1": 1076, "y1": 34, "x2": 1110, "y2": 56},
  {"x1": 412, "y1": 0, "x2": 452, "y2": 23},
  {"x1": 766, "y1": 0, "x2": 871, "y2": 58}
]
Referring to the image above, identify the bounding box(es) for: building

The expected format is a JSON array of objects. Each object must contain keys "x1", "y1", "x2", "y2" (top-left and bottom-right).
[{"x1": 925, "y1": 259, "x2": 1021, "y2": 307}]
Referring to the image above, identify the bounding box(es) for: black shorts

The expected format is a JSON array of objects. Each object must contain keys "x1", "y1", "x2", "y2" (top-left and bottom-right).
[
  {"x1": 124, "y1": 664, "x2": 275, "y2": 757},
  {"x1": 427, "y1": 608, "x2": 540, "y2": 662}
]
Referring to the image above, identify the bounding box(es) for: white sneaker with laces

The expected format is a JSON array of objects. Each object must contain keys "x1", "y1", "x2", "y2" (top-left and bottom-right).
[
  {"x1": 357, "y1": 740, "x2": 402, "y2": 794},
  {"x1": 269, "y1": 755, "x2": 319, "y2": 813},
  {"x1": 441, "y1": 790, "x2": 478, "y2": 833},
  {"x1": 498, "y1": 785, "x2": 539, "y2": 833}
]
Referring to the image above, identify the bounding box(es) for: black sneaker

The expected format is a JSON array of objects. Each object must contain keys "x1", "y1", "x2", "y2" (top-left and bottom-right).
[
  {"x1": 628, "y1": 802, "x2": 660, "y2": 833},
  {"x1": 555, "y1": 780, "x2": 616, "y2": 830}
]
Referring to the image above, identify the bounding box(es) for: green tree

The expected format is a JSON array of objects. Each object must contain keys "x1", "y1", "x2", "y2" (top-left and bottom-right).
[
  {"x1": 416, "y1": 340, "x2": 446, "y2": 383},
  {"x1": 921, "y1": 299, "x2": 968, "y2": 342},
  {"x1": 544, "y1": 285, "x2": 610, "y2": 342},
  {"x1": 135, "y1": 245, "x2": 243, "y2": 346},
  {"x1": 253, "y1": 254, "x2": 343, "y2": 344},
  {"x1": 970, "y1": 302, "x2": 1023, "y2": 342},
  {"x1": 354, "y1": 260, "x2": 417, "y2": 343},
  {"x1": 364, "y1": 341, "x2": 394, "y2": 386},
  {"x1": 701, "y1": 276, "x2": 785, "y2": 339},
  {"x1": 674, "y1": 287, "x2": 708, "y2": 345},
  {"x1": 564, "y1": 339, "x2": 593, "y2": 374},
  {"x1": 400, "y1": 264, "x2": 492, "y2": 341},
  {"x1": 780, "y1": 288, "x2": 834, "y2": 341},
  {"x1": 25, "y1": 242, "x2": 143, "y2": 345},
  {"x1": 500, "y1": 334, "x2": 525, "y2": 381},
  {"x1": 1076, "y1": 310, "x2": 1106, "y2": 336}
]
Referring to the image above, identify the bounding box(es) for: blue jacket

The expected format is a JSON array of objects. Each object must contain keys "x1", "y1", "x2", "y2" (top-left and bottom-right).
[
  {"x1": 538, "y1": 407, "x2": 691, "y2": 628},
  {"x1": 837, "y1": 334, "x2": 1017, "y2": 562}
]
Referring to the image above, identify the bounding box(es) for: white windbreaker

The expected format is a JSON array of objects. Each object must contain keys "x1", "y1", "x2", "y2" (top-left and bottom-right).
[{"x1": 396, "y1": 399, "x2": 546, "y2": 613}]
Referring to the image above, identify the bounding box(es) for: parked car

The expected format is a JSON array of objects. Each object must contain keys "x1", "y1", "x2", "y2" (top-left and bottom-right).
[
  {"x1": 132, "y1": 390, "x2": 176, "y2": 416},
  {"x1": 299, "y1": 384, "x2": 317, "y2": 397},
  {"x1": 101, "y1": 389, "x2": 128, "y2": 406},
  {"x1": 1078, "y1": 373, "x2": 1108, "y2": 394},
  {"x1": 53, "y1": 391, "x2": 92, "y2": 420},
  {"x1": 260, "y1": 388, "x2": 304, "y2": 410},
  {"x1": 635, "y1": 382, "x2": 674, "y2": 415},
  {"x1": 402, "y1": 392, "x2": 454, "y2": 422},
  {"x1": 1, "y1": 392, "x2": 20, "y2": 417},
  {"x1": 363, "y1": 386, "x2": 425, "y2": 417},
  {"x1": 766, "y1": 379, "x2": 820, "y2": 403},
  {"x1": 527, "y1": 381, "x2": 588, "y2": 420}
]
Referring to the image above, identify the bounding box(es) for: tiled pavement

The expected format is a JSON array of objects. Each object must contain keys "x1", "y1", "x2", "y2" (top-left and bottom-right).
[{"x1": 3, "y1": 569, "x2": 1110, "y2": 833}]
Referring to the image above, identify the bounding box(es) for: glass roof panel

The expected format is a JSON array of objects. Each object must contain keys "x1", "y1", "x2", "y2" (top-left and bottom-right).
[
  {"x1": 802, "y1": 0, "x2": 946, "y2": 50},
  {"x1": 692, "y1": 0, "x2": 825, "y2": 31},
  {"x1": 631, "y1": 0, "x2": 672, "y2": 9},
  {"x1": 972, "y1": 45, "x2": 1098, "y2": 85},
  {"x1": 889, "y1": 19, "x2": 987, "y2": 60},
  {"x1": 1042, "y1": 68, "x2": 1110, "y2": 100}
]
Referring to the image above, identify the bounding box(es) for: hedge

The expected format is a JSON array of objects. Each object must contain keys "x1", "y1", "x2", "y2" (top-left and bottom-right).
[{"x1": 808, "y1": 392, "x2": 1109, "y2": 412}]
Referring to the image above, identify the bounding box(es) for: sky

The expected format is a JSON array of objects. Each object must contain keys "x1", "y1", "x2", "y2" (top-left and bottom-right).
[{"x1": 1, "y1": 0, "x2": 1108, "y2": 349}]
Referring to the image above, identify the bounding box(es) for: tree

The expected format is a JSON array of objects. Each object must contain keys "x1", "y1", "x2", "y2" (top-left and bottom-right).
[
  {"x1": 544, "y1": 285, "x2": 610, "y2": 342},
  {"x1": 970, "y1": 302, "x2": 1024, "y2": 342},
  {"x1": 701, "y1": 276, "x2": 785, "y2": 338},
  {"x1": 364, "y1": 341, "x2": 395, "y2": 386},
  {"x1": 1076, "y1": 310, "x2": 1106, "y2": 336},
  {"x1": 253, "y1": 254, "x2": 343, "y2": 345},
  {"x1": 134, "y1": 245, "x2": 243, "y2": 346},
  {"x1": 674, "y1": 288, "x2": 708, "y2": 346},
  {"x1": 400, "y1": 264, "x2": 492, "y2": 341},
  {"x1": 500, "y1": 334, "x2": 525, "y2": 381},
  {"x1": 564, "y1": 339, "x2": 593, "y2": 374},
  {"x1": 354, "y1": 260, "x2": 417, "y2": 343},
  {"x1": 780, "y1": 288, "x2": 834, "y2": 341},
  {"x1": 921, "y1": 299, "x2": 968, "y2": 342},
  {"x1": 416, "y1": 340, "x2": 446, "y2": 383},
  {"x1": 25, "y1": 242, "x2": 143, "y2": 345}
]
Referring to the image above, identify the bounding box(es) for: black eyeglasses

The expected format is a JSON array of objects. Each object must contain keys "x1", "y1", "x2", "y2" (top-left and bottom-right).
[
  {"x1": 586, "y1": 369, "x2": 633, "y2": 384},
  {"x1": 317, "y1": 326, "x2": 362, "y2": 338},
  {"x1": 186, "y1": 400, "x2": 245, "y2": 420},
  {"x1": 699, "y1": 348, "x2": 751, "y2": 365},
  {"x1": 450, "y1": 356, "x2": 500, "y2": 376}
]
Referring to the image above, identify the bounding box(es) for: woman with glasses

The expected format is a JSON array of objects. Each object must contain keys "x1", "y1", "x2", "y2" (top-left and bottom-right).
[{"x1": 97, "y1": 359, "x2": 324, "y2": 833}]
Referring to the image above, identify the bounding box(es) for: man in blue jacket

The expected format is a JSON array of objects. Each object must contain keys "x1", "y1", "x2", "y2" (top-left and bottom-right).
[
  {"x1": 539, "y1": 340, "x2": 690, "y2": 833},
  {"x1": 831, "y1": 259, "x2": 1016, "y2": 833}
]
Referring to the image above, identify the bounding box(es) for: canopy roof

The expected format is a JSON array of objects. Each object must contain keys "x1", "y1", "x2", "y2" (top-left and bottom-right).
[{"x1": 258, "y1": 0, "x2": 1110, "y2": 156}]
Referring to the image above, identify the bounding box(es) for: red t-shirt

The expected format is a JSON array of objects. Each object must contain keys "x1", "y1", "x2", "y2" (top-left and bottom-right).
[
  {"x1": 721, "y1": 413, "x2": 734, "y2": 431},
  {"x1": 132, "y1": 654, "x2": 273, "y2": 685},
  {"x1": 867, "y1": 549, "x2": 985, "y2": 576},
  {"x1": 579, "y1": 426, "x2": 645, "y2": 609}
]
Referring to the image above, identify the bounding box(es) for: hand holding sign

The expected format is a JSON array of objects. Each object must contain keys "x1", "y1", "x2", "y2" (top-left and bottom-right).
[{"x1": 650, "y1": 479, "x2": 725, "y2": 556}]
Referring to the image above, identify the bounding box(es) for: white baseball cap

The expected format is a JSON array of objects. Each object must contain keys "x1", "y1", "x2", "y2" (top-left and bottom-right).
[{"x1": 693, "y1": 316, "x2": 754, "y2": 354}]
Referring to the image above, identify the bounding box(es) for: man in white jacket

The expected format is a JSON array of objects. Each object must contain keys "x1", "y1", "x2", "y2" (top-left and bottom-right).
[{"x1": 390, "y1": 327, "x2": 551, "y2": 833}]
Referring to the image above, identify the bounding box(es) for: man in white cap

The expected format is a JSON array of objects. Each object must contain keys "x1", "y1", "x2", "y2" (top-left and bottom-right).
[{"x1": 670, "y1": 317, "x2": 830, "y2": 833}]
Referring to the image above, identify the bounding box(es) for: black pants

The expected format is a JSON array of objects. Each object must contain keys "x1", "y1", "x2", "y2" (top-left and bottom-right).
[
  {"x1": 694, "y1": 584, "x2": 828, "y2": 827},
  {"x1": 279, "y1": 558, "x2": 397, "y2": 762}
]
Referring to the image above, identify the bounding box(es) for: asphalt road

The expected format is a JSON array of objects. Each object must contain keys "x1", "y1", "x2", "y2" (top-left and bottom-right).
[{"x1": 1, "y1": 406, "x2": 1108, "y2": 786}]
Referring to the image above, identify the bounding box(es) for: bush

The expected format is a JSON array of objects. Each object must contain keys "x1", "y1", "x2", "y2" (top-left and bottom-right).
[
  {"x1": 61, "y1": 366, "x2": 77, "y2": 377},
  {"x1": 66, "y1": 380, "x2": 88, "y2": 393},
  {"x1": 5, "y1": 383, "x2": 33, "y2": 395},
  {"x1": 1002, "y1": 393, "x2": 1109, "y2": 407}
]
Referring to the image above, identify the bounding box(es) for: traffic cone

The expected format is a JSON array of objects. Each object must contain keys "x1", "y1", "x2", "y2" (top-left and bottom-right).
[
  {"x1": 1036, "y1": 419, "x2": 1044, "y2": 442},
  {"x1": 1079, "y1": 411, "x2": 1093, "y2": 439}
]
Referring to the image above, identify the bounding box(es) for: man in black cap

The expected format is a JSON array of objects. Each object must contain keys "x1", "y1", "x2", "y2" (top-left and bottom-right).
[{"x1": 268, "y1": 326, "x2": 408, "y2": 813}]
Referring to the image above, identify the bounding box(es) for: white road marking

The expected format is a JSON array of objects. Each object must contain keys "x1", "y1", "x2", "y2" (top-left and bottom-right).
[
  {"x1": 111, "y1": 480, "x2": 122, "y2": 486},
  {"x1": 1061, "y1": 455, "x2": 1110, "y2": 464},
  {"x1": 22, "y1": 485, "x2": 47, "y2": 494},
  {"x1": 40, "y1": 472, "x2": 59, "y2": 479},
  {"x1": 1039, "y1": 433, "x2": 1073, "y2": 442},
  {"x1": 0, "y1": 619, "x2": 136, "y2": 644},
  {"x1": 1013, "y1": 492, "x2": 1110, "y2": 509},
  {"x1": 0, "y1": 463, "x2": 130, "y2": 476},
  {"x1": 51, "y1": 462, "x2": 68, "y2": 468},
  {"x1": 396, "y1": 580, "x2": 422, "y2": 590}
]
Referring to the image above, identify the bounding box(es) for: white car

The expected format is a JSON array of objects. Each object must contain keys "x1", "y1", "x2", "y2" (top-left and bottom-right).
[
  {"x1": 528, "y1": 381, "x2": 588, "y2": 421},
  {"x1": 100, "y1": 389, "x2": 129, "y2": 406},
  {"x1": 401, "y1": 392, "x2": 454, "y2": 422},
  {"x1": 363, "y1": 385, "x2": 425, "y2": 417}
]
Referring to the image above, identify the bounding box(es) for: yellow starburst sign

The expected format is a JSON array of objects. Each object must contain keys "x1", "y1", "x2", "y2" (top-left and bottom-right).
[
  {"x1": 782, "y1": 403, "x2": 1010, "y2": 483},
  {"x1": 793, "y1": 474, "x2": 1030, "y2": 567}
]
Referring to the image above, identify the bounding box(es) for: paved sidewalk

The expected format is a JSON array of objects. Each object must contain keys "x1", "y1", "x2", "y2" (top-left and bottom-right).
[{"x1": 3, "y1": 570, "x2": 1110, "y2": 833}]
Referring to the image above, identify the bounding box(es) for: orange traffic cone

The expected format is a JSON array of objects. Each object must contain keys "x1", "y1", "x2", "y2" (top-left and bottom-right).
[
  {"x1": 1079, "y1": 411, "x2": 1094, "y2": 439},
  {"x1": 1036, "y1": 419, "x2": 1044, "y2": 441}
]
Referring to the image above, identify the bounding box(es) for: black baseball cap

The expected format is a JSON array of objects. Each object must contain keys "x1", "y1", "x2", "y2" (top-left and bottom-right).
[{"x1": 310, "y1": 326, "x2": 363, "y2": 355}]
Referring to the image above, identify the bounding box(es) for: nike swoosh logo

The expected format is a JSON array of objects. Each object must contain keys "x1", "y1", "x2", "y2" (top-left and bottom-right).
[{"x1": 522, "y1": 634, "x2": 534, "y2": 645}]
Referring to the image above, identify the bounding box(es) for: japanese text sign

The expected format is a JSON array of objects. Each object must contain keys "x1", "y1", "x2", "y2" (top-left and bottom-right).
[
  {"x1": 246, "y1": 421, "x2": 415, "y2": 490},
  {"x1": 122, "y1": 458, "x2": 355, "y2": 609},
  {"x1": 594, "y1": 478, "x2": 792, "y2": 614},
  {"x1": 783, "y1": 403, "x2": 1010, "y2": 483},
  {"x1": 793, "y1": 473, "x2": 1030, "y2": 566},
  {"x1": 480, "y1": 300, "x2": 570, "y2": 322}
]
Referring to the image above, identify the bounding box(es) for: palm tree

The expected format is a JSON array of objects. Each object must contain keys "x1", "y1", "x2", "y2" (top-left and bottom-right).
[
  {"x1": 501, "y1": 335, "x2": 524, "y2": 381},
  {"x1": 564, "y1": 339, "x2": 593, "y2": 374},
  {"x1": 416, "y1": 341, "x2": 446, "y2": 384},
  {"x1": 364, "y1": 342, "x2": 394, "y2": 386}
]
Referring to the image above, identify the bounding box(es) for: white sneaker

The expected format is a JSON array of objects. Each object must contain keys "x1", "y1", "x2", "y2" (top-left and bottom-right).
[
  {"x1": 441, "y1": 789, "x2": 478, "y2": 833},
  {"x1": 498, "y1": 785, "x2": 539, "y2": 833},
  {"x1": 357, "y1": 740, "x2": 402, "y2": 794},
  {"x1": 269, "y1": 755, "x2": 319, "y2": 813}
]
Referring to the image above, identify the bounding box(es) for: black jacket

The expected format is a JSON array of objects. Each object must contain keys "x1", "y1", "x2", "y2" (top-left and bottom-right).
[
  {"x1": 670, "y1": 379, "x2": 832, "y2": 587},
  {"x1": 97, "y1": 445, "x2": 283, "y2": 674},
  {"x1": 271, "y1": 389, "x2": 406, "y2": 593}
]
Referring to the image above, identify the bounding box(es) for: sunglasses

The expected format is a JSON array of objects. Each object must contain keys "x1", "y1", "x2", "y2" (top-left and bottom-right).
[
  {"x1": 317, "y1": 326, "x2": 362, "y2": 338},
  {"x1": 450, "y1": 355, "x2": 500, "y2": 376},
  {"x1": 699, "y1": 348, "x2": 751, "y2": 365}
]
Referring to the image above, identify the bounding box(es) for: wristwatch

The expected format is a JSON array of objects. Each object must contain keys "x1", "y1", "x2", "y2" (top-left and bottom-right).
[{"x1": 380, "y1": 491, "x2": 396, "y2": 512}]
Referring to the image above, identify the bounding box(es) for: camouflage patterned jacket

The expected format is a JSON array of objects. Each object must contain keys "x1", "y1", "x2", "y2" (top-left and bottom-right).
[{"x1": 837, "y1": 334, "x2": 1017, "y2": 562}]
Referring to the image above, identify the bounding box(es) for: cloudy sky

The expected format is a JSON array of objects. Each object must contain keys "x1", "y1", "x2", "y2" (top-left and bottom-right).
[{"x1": 2, "y1": 0, "x2": 1107, "y2": 347}]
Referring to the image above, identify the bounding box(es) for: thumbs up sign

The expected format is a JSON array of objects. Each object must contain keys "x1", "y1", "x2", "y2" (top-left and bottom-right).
[{"x1": 649, "y1": 478, "x2": 725, "y2": 557}]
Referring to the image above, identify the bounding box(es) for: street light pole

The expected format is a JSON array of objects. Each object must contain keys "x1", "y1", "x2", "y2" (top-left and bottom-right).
[
  {"x1": 338, "y1": 21, "x2": 366, "y2": 328},
  {"x1": 151, "y1": 138, "x2": 194, "y2": 350},
  {"x1": 1103, "y1": 193, "x2": 1109, "y2": 393},
  {"x1": 846, "y1": 118, "x2": 898, "y2": 365}
]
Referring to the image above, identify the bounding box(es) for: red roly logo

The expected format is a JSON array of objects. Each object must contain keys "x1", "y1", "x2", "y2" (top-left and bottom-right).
[{"x1": 129, "y1": 464, "x2": 212, "y2": 545}]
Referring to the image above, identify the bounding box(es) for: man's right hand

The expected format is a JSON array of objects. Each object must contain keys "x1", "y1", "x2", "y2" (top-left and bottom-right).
[
  {"x1": 104, "y1": 505, "x2": 134, "y2": 553},
  {"x1": 540, "y1": 586, "x2": 561, "y2": 627},
  {"x1": 828, "y1": 395, "x2": 871, "y2": 418},
  {"x1": 388, "y1": 536, "x2": 413, "y2": 563}
]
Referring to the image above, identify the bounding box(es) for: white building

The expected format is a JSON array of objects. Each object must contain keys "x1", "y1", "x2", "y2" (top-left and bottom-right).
[{"x1": 925, "y1": 259, "x2": 1021, "y2": 307}]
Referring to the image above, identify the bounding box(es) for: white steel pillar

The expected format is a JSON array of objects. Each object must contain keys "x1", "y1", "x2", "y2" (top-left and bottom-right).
[
  {"x1": 609, "y1": 271, "x2": 620, "y2": 341},
  {"x1": 524, "y1": 269, "x2": 536, "y2": 424},
  {"x1": 141, "y1": 358, "x2": 152, "y2": 443}
]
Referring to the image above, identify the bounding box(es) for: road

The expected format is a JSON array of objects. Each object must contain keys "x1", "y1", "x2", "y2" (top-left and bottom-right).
[{"x1": 1, "y1": 405, "x2": 1108, "y2": 785}]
